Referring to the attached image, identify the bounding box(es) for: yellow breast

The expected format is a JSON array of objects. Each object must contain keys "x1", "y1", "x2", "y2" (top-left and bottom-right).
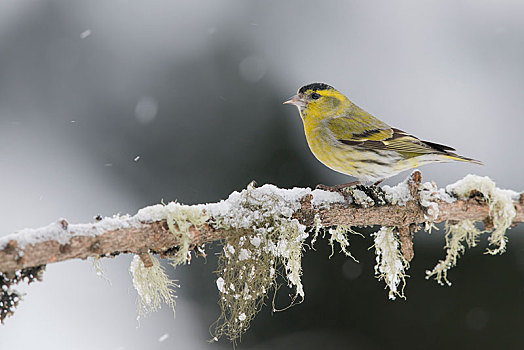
[{"x1": 303, "y1": 121, "x2": 357, "y2": 175}]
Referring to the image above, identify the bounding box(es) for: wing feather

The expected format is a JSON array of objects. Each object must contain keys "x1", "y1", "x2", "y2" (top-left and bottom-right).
[{"x1": 329, "y1": 118, "x2": 453, "y2": 156}]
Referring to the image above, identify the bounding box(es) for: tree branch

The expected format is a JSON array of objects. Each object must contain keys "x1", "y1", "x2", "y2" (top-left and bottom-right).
[{"x1": 1, "y1": 172, "x2": 523, "y2": 273}]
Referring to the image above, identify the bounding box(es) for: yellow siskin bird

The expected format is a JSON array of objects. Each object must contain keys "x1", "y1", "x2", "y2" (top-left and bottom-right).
[{"x1": 284, "y1": 82, "x2": 481, "y2": 186}]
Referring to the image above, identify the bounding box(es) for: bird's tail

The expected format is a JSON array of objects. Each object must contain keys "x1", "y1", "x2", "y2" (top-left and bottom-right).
[
  {"x1": 422, "y1": 140, "x2": 483, "y2": 165},
  {"x1": 443, "y1": 153, "x2": 483, "y2": 165}
]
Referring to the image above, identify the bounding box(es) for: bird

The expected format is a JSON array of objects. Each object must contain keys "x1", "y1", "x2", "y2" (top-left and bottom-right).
[{"x1": 284, "y1": 82, "x2": 481, "y2": 188}]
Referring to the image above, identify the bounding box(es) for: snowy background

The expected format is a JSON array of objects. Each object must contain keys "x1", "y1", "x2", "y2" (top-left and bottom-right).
[{"x1": 1, "y1": 0, "x2": 524, "y2": 349}]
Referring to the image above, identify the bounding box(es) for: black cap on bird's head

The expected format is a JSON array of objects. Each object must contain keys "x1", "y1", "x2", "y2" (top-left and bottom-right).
[
  {"x1": 283, "y1": 82, "x2": 336, "y2": 109},
  {"x1": 298, "y1": 82, "x2": 334, "y2": 95}
]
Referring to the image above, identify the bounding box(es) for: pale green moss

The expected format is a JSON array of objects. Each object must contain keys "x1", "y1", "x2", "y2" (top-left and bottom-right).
[
  {"x1": 309, "y1": 214, "x2": 322, "y2": 248},
  {"x1": 213, "y1": 221, "x2": 309, "y2": 341},
  {"x1": 123, "y1": 174, "x2": 520, "y2": 341},
  {"x1": 211, "y1": 183, "x2": 311, "y2": 342},
  {"x1": 129, "y1": 254, "x2": 178, "y2": 320},
  {"x1": 425, "y1": 220, "x2": 483, "y2": 286},
  {"x1": 91, "y1": 256, "x2": 111, "y2": 285},
  {"x1": 327, "y1": 225, "x2": 360, "y2": 262},
  {"x1": 165, "y1": 202, "x2": 209, "y2": 267},
  {"x1": 424, "y1": 175, "x2": 519, "y2": 286},
  {"x1": 373, "y1": 226, "x2": 409, "y2": 300},
  {"x1": 424, "y1": 221, "x2": 439, "y2": 234},
  {"x1": 446, "y1": 174, "x2": 517, "y2": 255},
  {"x1": 128, "y1": 202, "x2": 207, "y2": 323},
  {"x1": 7, "y1": 170, "x2": 521, "y2": 336}
]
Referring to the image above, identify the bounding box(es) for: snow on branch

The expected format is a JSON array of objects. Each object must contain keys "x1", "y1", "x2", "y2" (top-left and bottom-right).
[
  {"x1": 0, "y1": 171, "x2": 523, "y2": 338},
  {"x1": 1, "y1": 172, "x2": 521, "y2": 273}
]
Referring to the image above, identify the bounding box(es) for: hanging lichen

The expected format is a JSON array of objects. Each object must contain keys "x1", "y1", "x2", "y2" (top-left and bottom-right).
[
  {"x1": 425, "y1": 220, "x2": 482, "y2": 286},
  {"x1": 165, "y1": 202, "x2": 209, "y2": 267},
  {"x1": 120, "y1": 173, "x2": 520, "y2": 343},
  {"x1": 373, "y1": 226, "x2": 409, "y2": 300},
  {"x1": 210, "y1": 183, "x2": 311, "y2": 342},
  {"x1": 92, "y1": 256, "x2": 111, "y2": 284},
  {"x1": 446, "y1": 174, "x2": 517, "y2": 254},
  {"x1": 129, "y1": 254, "x2": 178, "y2": 321},
  {"x1": 327, "y1": 225, "x2": 361, "y2": 262},
  {"x1": 425, "y1": 175, "x2": 519, "y2": 285},
  {"x1": 0, "y1": 265, "x2": 45, "y2": 324}
]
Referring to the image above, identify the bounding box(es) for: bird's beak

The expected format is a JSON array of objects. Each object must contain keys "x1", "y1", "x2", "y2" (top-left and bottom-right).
[{"x1": 283, "y1": 95, "x2": 306, "y2": 108}]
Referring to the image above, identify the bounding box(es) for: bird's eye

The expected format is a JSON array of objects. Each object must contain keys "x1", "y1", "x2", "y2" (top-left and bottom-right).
[{"x1": 311, "y1": 92, "x2": 321, "y2": 100}]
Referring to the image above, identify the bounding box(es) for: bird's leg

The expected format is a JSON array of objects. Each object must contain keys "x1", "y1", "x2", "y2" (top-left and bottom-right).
[{"x1": 315, "y1": 181, "x2": 360, "y2": 192}]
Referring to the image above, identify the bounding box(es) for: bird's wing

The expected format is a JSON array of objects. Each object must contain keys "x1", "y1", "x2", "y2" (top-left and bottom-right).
[
  {"x1": 328, "y1": 115, "x2": 455, "y2": 155},
  {"x1": 327, "y1": 109, "x2": 392, "y2": 141}
]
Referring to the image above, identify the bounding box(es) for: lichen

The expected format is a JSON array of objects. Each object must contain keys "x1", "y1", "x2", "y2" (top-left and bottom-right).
[
  {"x1": 165, "y1": 202, "x2": 208, "y2": 267},
  {"x1": 309, "y1": 214, "x2": 323, "y2": 248},
  {"x1": 340, "y1": 185, "x2": 386, "y2": 207},
  {"x1": 127, "y1": 202, "x2": 208, "y2": 322},
  {"x1": 446, "y1": 174, "x2": 517, "y2": 255},
  {"x1": 92, "y1": 256, "x2": 111, "y2": 284},
  {"x1": 129, "y1": 254, "x2": 178, "y2": 321},
  {"x1": 425, "y1": 220, "x2": 482, "y2": 286},
  {"x1": 210, "y1": 183, "x2": 312, "y2": 342},
  {"x1": 424, "y1": 175, "x2": 518, "y2": 286},
  {"x1": 327, "y1": 225, "x2": 360, "y2": 262},
  {"x1": 419, "y1": 181, "x2": 454, "y2": 222},
  {"x1": 120, "y1": 173, "x2": 518, "y2": 341},
  {"x1": 373, "y1": 226, "x2": 408, "y2": 300},
  {"x1": 351, "y1": 189, "x2": 376, "y2": 207},
  {"x1": 213, "y1": 217, "x2": 307, "y2": 338},
  {"x1": 0, "y1": 265, "x2": 45, "y2": 324},
  {"x1": 125, "y1": 182, "x2": 345, "y2": 339}
]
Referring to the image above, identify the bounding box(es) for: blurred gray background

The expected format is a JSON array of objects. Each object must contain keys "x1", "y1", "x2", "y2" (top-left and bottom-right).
[{"x1": 1, "y1": 0, "x2": 524, "y2": 349}]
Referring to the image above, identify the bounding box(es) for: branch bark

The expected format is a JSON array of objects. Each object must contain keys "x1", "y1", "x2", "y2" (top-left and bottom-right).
[{"x1": 1, "y1": 173, "x2": 523, "y2": 273}]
